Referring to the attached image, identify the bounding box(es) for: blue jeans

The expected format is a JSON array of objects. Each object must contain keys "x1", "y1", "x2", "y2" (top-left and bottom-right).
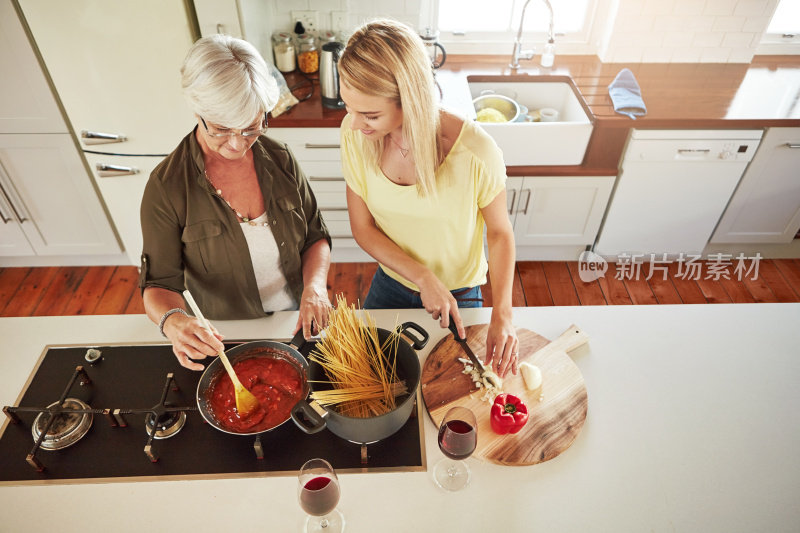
[{"x1": 363, "y1": 267, "x2": 483, "y2": 309}]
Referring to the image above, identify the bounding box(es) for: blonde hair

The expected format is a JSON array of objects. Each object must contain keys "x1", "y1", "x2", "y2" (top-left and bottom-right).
[
  {"x1": 339, "y1": 19, "x2": 441, "y2": 197},
  {"x1": 181, "y1": 34, "x2": 278, "y2": 129}
]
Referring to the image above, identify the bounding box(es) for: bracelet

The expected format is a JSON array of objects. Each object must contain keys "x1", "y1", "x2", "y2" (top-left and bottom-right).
[{"x1": 158, "y1": 308, "x2": 188, "y2": 338}]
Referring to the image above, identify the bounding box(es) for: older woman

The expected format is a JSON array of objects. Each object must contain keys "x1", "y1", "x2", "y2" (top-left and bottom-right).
[
  {"x1": 140, "y1": 35, "x2": 331, "y2": 370},
  {"x1": 338, "y1": 20, "x2": 519, "y2": 377}
]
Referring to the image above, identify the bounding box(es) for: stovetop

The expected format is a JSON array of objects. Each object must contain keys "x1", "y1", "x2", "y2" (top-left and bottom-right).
[{"x1": 0, "y1": 341, "x2": 426, "y2": 485}]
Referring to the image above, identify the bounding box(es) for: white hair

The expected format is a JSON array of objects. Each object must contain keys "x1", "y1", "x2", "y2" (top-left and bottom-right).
[{"x1": 181, "y1": 34, "x2": 278, "y2": 129}]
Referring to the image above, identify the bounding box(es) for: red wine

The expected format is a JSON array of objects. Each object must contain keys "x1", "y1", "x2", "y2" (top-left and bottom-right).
[
  {"x1": 299, "y1": 475, "x2": 340, "y2": 516},
  {"x1": 438, "y1": 419, "x2": 477, "y2": 460}
]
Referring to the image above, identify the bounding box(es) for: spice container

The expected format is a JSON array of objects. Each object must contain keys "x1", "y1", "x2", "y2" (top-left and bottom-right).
[
  {"x1": 272, "y1": 32, "x2": 295, "y2": 73},
  {"x1": 319, "y1": 31, "x2": 337, "y2": 44},
  {"x1": 296, "y1": 33, "x2": 319, "y2": 74}
]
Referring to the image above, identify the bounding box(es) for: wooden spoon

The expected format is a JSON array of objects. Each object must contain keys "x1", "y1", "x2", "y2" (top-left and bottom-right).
[{"x1": 182, "y1": 290, "x2": 260, "y2": 417}]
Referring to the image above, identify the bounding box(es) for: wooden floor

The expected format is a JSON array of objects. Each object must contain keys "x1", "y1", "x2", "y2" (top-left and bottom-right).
[{"x1": 1, "y1": 259, "x2": 800, "y2": 317}]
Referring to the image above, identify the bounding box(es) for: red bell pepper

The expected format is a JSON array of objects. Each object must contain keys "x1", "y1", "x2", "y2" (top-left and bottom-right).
[{"x1": 490, "y1": 393, "x2": 529, "y2": 435}]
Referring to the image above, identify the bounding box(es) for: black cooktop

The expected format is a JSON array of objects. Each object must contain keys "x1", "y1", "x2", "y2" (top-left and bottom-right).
[{"x1": 0, "y1": 341, "x2": 426, "y2": 485}]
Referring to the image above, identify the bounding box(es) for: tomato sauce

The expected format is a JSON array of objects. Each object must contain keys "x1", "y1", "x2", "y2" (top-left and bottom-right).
[{"x1": 206, "y1": 351, "x2": 304, "y2": 433}]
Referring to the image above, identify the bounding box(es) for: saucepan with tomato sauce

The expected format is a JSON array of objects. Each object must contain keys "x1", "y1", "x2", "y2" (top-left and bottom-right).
[{"x1": 196, "y1": 331, "x2": 326, "y2": 436}]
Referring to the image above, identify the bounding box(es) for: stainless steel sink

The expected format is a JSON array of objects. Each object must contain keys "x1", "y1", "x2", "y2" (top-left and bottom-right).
[{"x1": 466, "y1": 75, "x2": 594, "y2": 166}]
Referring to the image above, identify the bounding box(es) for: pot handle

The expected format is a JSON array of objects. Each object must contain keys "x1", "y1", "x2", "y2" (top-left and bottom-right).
[
  {"x1": 397, "y1": 322, "x2": 429, "y2": 350},
  {"x1": 288, "y1": 328, "x2": 307, "y2": 350},
  {"x1": 290, "y1": 400, "x2": 327, "y2": 434}
]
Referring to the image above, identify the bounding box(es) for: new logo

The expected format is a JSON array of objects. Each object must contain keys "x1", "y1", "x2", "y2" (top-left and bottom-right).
[{"x1": 578, "y1": 250, "x2": 608, "y2": 282}]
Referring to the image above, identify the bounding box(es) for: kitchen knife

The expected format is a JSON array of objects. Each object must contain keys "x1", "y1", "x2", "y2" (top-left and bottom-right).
[{"x1": 448, "y1": 319, "x2": 503, "y2": 388}]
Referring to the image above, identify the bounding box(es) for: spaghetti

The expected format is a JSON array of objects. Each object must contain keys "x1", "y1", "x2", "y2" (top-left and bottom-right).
[{"x1": 309, "y1": 296, "x2": 405, "y2": 417}]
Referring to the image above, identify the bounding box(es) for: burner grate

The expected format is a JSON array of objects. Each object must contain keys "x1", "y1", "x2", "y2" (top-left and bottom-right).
[{"x1": 4, "y1": 366, "x2": 101, "y2": 471}]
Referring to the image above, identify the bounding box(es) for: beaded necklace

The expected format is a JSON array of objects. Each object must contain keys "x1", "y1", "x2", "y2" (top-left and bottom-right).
[{"x1": 204, "y1": 170, "x2": 267, "y2": 227}]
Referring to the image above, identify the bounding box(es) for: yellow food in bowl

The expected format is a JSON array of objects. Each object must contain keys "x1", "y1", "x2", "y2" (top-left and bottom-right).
[{"x1": 476, "y1": 108, "x2": 509, "y2": 123}]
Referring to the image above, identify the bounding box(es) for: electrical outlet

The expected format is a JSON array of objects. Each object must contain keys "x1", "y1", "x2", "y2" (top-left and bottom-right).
[
  {"x1": 291, "y1": 10, "x2": 318, "y2": 33},
  {"x1": 331, "y1": 11, "x2": 348, "y2": 34}
]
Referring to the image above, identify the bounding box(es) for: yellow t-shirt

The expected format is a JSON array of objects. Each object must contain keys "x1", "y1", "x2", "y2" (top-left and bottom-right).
[{"x1": 340, "y1": 113, "x2": 507, "y2": 291}]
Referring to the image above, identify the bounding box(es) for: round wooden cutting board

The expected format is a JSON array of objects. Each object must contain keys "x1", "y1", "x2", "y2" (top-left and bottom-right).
[{"x1": 421, "y1": 324, "x2": 588, "y2": 466}]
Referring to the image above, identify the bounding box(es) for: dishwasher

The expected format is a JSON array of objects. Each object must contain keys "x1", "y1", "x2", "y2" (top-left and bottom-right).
[{"x1": 594, "y1": 129, "x2": 763, "y2": 257}]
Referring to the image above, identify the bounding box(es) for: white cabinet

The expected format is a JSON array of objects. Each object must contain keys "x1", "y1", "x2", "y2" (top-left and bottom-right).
[
  {"x1": 0, "y1": 1, "x2": 65, "y2": 134},
  {"x1": 0, "y1": 135, "x2": 120, "y2": 257},
  {"x1": 712, "y1": 127, "x2": 800, "y2": 243},
  {"x1": 507, "y1": 176, "x2": 614, "y2": 254},
  {"x1": 193, "y1": 0, "x2": 243, "y2": 38},
  {"x1": 266, "y1": 127, "x2": 370, "y2": 262},
  {"x1": 0, "y1": 0, "x2": 120, "y2": 263},
  {"x1": 17, "y1": 0, "x2": 195, "y2": 156},
  {"x1": 18, "y1": 0, "x2": 197, "y2": 265},
  {"x1": 193, "y1": 0, "x2": 276, "y2": 67},
  {"x1": 0, "y1": 197, "x2": 34, "y2": 256}
]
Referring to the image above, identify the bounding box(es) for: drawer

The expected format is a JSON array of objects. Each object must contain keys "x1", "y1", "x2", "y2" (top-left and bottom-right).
[
  {"x1": 309, "y1": 178, "x2": 346, "y2": 209},
  {"x1": 267, "y1": 128, "x2": 340, "y2": 162},
  {"x1": 302, "y1": 161, "x2": 342, "y2": 180},
  {"x1": 321, "y1": 208, "x2": 352, "y2": 239},
  {"x1": 321, "y1": 208, "x2": 361, "y2": 248}
]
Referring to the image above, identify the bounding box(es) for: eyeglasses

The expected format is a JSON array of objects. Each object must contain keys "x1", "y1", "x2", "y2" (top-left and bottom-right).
[{"x1": 200, "y1": 112, "x2": 268, "y2": 139}]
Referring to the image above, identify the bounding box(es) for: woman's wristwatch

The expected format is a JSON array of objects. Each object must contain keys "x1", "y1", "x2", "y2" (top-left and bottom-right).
[{"x1": 158, "y1": 308, "x2": 188, "y2": 337}]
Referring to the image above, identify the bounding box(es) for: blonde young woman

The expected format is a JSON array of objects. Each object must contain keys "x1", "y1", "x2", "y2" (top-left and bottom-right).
[
  {"x1": 140, "y1": 35, "x2": 332, "y2": 370},
  {"x1": 339, "y1": 20, "x2": 519, "y2": 377}
]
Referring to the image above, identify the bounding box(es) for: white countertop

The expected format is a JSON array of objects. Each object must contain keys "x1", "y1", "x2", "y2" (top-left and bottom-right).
[{"x1": 1, "y1": 304, "x2": 798, "y2": 532}]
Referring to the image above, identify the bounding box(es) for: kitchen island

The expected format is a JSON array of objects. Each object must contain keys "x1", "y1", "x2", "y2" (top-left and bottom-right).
[{"x1": 1, "y1": 304, "x2": 798, "y2": 532}]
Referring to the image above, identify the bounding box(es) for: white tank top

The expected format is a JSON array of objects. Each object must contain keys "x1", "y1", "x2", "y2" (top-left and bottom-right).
[{"x1": 239, "y1": 212, "x2": 297, "y2": 312}]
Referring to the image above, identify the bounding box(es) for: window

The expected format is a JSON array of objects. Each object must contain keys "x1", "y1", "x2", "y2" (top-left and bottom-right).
[
  {"x1": 434, "y1": 0, "x2": 600, "y2": 54},
  {"x1": 758, "y1": 0, "x2": 800, "y2": 54},
  {"x1": 766, "y1": 0, "x2": 800, "y2": 35}
]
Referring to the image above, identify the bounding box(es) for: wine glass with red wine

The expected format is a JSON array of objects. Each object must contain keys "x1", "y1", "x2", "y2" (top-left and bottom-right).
[
  {"x1": 298, "y1": 458, "x2": 344, "y2": 532},
  {"x1": 433, "y1": 406, "x2": 477, "y2": 491}
]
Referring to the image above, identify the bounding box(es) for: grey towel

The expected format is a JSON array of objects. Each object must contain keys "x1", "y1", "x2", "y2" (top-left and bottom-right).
[{"x1": 608, "y1": 68, "x2": 647, "y2": 120}]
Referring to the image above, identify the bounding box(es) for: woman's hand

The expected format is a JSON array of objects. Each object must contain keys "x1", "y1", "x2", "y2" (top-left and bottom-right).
[
  {"x1": 417, "y1": 271, "x2": 465, "y2": 338},
  {"x1": 295, "y1": 283, "x2": 332, "y2": 339},
  {"x1": 162, "y1": 312, "x2": 225, "y2": 371},
  {"x1": 484, "y1": 309, "x2": 518, "y2": 378}
]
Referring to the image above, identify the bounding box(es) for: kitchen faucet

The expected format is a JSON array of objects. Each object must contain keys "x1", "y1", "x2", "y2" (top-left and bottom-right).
[{"x1": 509, "y1": 0, "x2": 555, "y2": 69}]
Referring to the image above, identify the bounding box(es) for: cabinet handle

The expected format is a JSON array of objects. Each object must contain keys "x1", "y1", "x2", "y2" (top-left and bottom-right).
[
  {"x1": 0, "y1": 192, "x2": 12, "y2": 224},
  {"x1": 520, "y1": 189, "x2": 532, "y2": 215},
  {"x1": 321, "y1": 207, "x2": 349, "y2": 212},
  {"x1": 677, "y1": 148, "x2": 710, "y2": 154},
  {"x1": 508, "y1": 189, "x2": 517, "y2": 215},
  {"x1": 81, "y1": 130, "x2": 128, "y2": 145},
  {"x1": 304, "y1": 143, "x2": 340, "y2": 149},
  {"x1": 330, "y1": 234, "x2": 352, "y2": 239},
  {"x1": 309, "y1": 176, "x2": 344, "y2": 182},
  {"x1": 0, "y1": 164, "x2": 30, "y2": 223},
  {"x1": 785, "y1": 143, "x2": 800, "y2": 149},
  {"x1": 96, "y1": 163, "x2": 140, "y2": 177},
  {"x1": 0, "y1": 168, "x2": 12, "y2": 223}
]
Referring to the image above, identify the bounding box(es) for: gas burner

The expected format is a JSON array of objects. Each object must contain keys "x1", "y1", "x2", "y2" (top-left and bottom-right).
[
  {"x1": 145, "y1": 408, "x2": 187, "y2": 439},
  {"x1": 31, "y1": 398, "x2": 93, "y2": 451}
]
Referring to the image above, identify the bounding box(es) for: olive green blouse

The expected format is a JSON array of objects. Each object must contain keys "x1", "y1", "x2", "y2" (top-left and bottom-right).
[{"x1": 139, "y1": 128, "x2": 330, "y2": 320}]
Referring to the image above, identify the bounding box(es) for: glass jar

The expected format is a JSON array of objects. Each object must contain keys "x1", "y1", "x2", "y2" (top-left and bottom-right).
[
  {"x1": 272, "y1": 32, "x2": 296, "y2": 73},
  {"x1": 318, "y1": 31, "x2": 337, "y2": 44},
  {"x1": 296, "y1": 33, "x2": 319, "y2": 74}
]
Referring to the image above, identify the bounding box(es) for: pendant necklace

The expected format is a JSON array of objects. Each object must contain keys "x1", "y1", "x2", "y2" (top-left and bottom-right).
[
  {"x1": 388, "y1": 134, "x2": 410, "y2": 158},
  {"x1": 204, "y1": 170, "x2": 267, "y2": 227}
]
